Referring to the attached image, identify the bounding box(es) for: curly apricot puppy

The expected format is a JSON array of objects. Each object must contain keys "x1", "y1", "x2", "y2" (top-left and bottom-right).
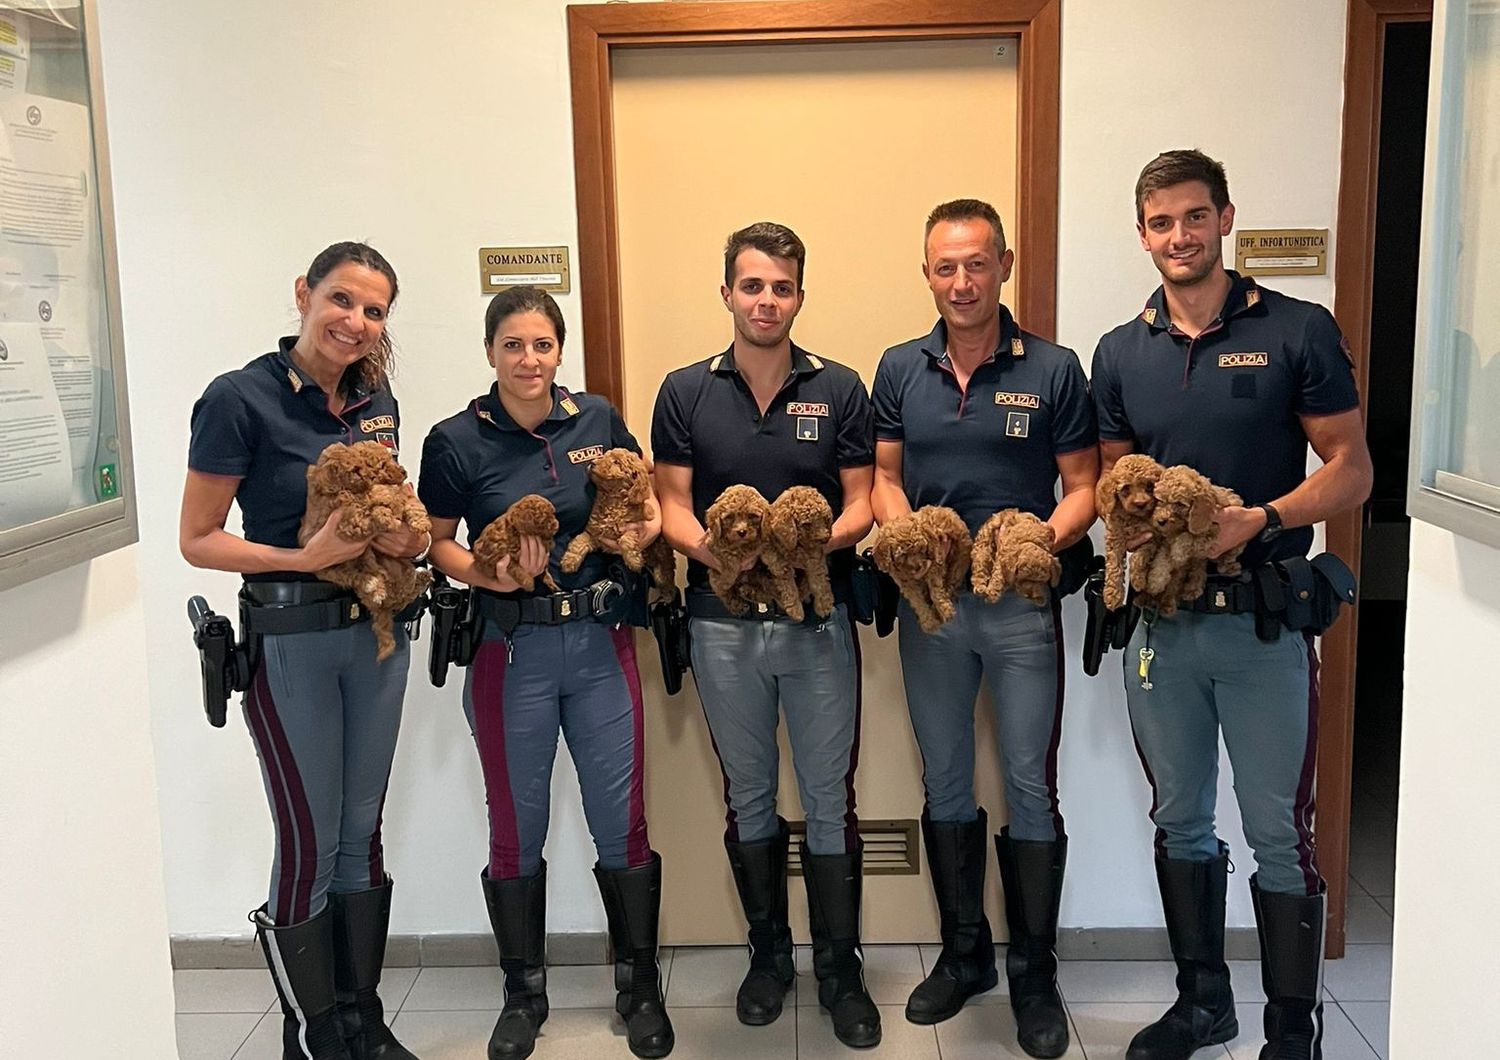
[
  {"x1": 760, "y1": 486, "x2": 835, "y2": 623},
  {"x1": 872, "y1": 506, "x2": 972, "y2": 633},
  {"x1": 971, "y1": 509, "x2": 1059, "y2": 607},
  {"x1": 299, "y1": 441, "x2": 432, "y2": 661},
  {"x1": 1139, "y1": 466, "x2": 1245, "y2": 614},
  {"x1": 1096, "y1": 453, "x2": 1166, "y2": 610},
  {"x1": 561, "y1": 448, "x2": 655, "y2": 575},
  {"x1": 473, "y1": 495, "x2": 561, "y2": 594},
  {"x1": 704, "y1": 484, "x2": 771, "y2": 615}
]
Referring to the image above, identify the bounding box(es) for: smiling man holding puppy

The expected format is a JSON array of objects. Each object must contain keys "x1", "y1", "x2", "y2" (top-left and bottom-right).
[{"x1": 1091, "y1": 150, "x2": 1373, "y2": 1060}]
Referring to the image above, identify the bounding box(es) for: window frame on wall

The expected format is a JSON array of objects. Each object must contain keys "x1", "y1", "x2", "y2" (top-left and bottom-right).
[
  {"x1": 0, "y1": 0, "x2": 137, "y2": 592},
  {"x1": 1407, "y1": 0, "x2": 1500, "y2": 547}
]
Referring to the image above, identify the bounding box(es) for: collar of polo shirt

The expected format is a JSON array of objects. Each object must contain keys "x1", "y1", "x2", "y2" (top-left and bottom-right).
[
  {"x1": 917, "y1": 304, "x2": 1027, "y2": 367},
  {"x1": 708, "y1": 343, "x2": 825, "y2": 377},
  {"x1": 1138, "y1": 270, "x2": 1266, "y2": 333},
  {"x1": 473, "y1": 382, "x2": 579, "y2": 430},
  {"x1": 276, "y1": 336, "x2": 372, "y2": 402}
]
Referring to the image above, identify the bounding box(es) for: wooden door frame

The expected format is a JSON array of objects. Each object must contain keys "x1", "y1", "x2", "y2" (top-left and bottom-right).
[
  {"x1": 1324, "y1": 0, "x2": 1431, "y2": 958},
  {"x1": 566, "y1": 0, "x2": 1061, "y2": 411}
]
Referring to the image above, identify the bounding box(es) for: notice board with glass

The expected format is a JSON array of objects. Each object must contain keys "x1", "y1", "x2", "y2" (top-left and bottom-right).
[{"x1": 0, "y1": 1, "x2": 135, "y2": 592}]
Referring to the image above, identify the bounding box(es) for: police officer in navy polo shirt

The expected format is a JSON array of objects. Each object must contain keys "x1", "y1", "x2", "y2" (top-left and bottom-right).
[
  {"x1": 419, "y1": 286, "x2": 673, "y2": 1060},
  {"x1": 651, "y1": 222, "x2": 880, "y2": 1049},
  {"x1": 1091, "y1": 151, "x2": 1372, "y2": 1060},
  {"x1": 870, "y1": 199, "x2": 1098, "y2": 1059},
  {"x1": 182, "y1": 242, "x2": 425, "y2": 1060}
]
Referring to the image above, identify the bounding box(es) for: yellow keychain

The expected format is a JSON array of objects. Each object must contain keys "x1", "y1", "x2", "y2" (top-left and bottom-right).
[{"x1": 1138, "y1": 647, "x2": 1155, "y2": 691}]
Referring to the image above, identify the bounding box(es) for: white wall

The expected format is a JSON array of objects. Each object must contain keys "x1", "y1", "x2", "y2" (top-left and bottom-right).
[
  {"x1": 1388, "y1": 524, "x2": 1500, "y2": 1057},
  {"x1": 97, "y1": 0, "x2": 1354, "y2": 940},
  {"x1": 0, "y1": 551, "x2": 177, "y2": 1056}
]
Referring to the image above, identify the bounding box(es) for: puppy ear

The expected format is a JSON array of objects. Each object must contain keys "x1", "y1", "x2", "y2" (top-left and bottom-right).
[
  {"x1": 1189, "y1": 495, "x2": 1217, "y2": 536},
  {"x1": 1096, "y1": 478, "x2": 1117, "y2": 516},
  {"x1": 769, "y1": 510, "x2": 797, "y2": 552}
]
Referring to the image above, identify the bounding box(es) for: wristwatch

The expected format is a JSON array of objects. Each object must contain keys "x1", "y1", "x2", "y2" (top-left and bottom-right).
[{"x1": 1256, "y1": 503, "x2": 1283, "y2": 543}]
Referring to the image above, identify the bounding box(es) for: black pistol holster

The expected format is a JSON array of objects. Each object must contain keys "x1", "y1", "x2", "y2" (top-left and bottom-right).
[
  {"x1": 1081, "y1": 556, "x2": 1141, "y2": 677},
  {"x1": 650, "y1": 587, "x2": 691, "y2": 696},
  {"x1": 853, "y1": 548, "x2": 901, "y2": 637},
  {"x1": 428, "y1": 572, "x2": 484, "y2": 688},
  {"x1": 187, "y1": 595, "x2": 257, "y2": 728}
]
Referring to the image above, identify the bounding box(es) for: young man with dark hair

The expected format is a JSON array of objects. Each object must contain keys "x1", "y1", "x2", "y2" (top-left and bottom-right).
[
  {"x1": 652, "y1": 221, "x2": 881, "y2": 1049},
  {"x1": 1091, "y1": 149, "x2": 1372, "y2": 1060},
  {"x1": 871, "y1": 198, "x2": 1099, "y2": 1060}
]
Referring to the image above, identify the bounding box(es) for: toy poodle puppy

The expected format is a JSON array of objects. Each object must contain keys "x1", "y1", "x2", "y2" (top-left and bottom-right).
[
  {"x1": 703, "y1": 484, "x2": 772, "y2": 614},
  {"x1": 473, "y1": 494, "x2": 561, "y2": 594},
  {"x1": 1139, "y1": 465, "x2": 1245, "y2": 614},
  {"x1": 299, "y1": 441, "x2": 432, "y2": 661},
  {"x1": 971, "y1": 508, "x2": 1059, "y2": 607},
  {"x1": 760, "y1": 485, "x2": 835, "y2": 623},
  {"x1": 1096, "y1": 453, "x2": 1166, "y2": 610},
  {"x1": 871, "y1": 506, "x2": 972, "y2": 633}
]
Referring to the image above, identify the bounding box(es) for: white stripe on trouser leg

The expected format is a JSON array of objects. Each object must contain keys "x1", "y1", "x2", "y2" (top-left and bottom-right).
[
  {"x1": 1312, "y1": 895, "x2": 1327, "y2": 1047},
  {"x1": 258, "y1": 911, "x2": 314, "y2": 1059}
]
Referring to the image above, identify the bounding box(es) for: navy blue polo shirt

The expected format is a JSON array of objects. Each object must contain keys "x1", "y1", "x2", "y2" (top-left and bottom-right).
[
  {"x1": 871, "y1": 308, "x2": 1097, "y2": 534},
  {"x1": 188, "y1": 337, "x2": 403, "y2": 551},
  {"x1": 650, "y1": 343, "x2": 874, "y2": 595},
  {"x1": 1091, "y1": 272, "x2": 1360, "y2": 567},
  {"x1": 418, "y1": 384, "x2": 639, "y2": 593}
]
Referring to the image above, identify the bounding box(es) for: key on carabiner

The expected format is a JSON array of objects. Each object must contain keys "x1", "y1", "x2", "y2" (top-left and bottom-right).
[{"x1": 1138, "y1": 647, "x2": 1156, "y2": 691}]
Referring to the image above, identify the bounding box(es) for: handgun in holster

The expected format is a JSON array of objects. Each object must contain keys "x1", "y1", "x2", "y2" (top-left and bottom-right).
[
  {"x1": 428, "y1": 572, "x2": 484, "y2": 688},
  {"x1": 649, "y1": 587, "x2": 691, "y2": 696},
  {"x1": 1081, "y1": 557, "x2": 1141, "y2": 677},
  {"x1": 187, "y1": 595, "x2": 256, "y2": 728},
  {"x1": 852, "y1": 548, "x2": 900, "y2": 637}
]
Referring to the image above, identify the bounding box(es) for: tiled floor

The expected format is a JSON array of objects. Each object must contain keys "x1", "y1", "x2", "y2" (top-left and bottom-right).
[{"x1": 174, "y1": 927, "x2": 1392, "y2": 1059}]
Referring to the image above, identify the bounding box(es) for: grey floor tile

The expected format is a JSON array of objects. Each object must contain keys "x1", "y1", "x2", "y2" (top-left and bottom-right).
[
  {"x1": 1067, "y1": 1002, "x2": 1230, "y2": 1060},
  {"x1": 1348, "y1": 847, "x2": 1396, "y2": 900},
  {"x1": 1225, "y1": 960, "x2": 1268, "y2": 1004},
  {"x1": 933, "y1": 1000, "x2": 1087, "y2": 1059},
  {"x1": 175, "y1": 1012, "x2": 262, "y2": 1060},
  {"x1": 1056, "y1": 959, "x2": 1180, "y2": 1003},
  {"x1": 796, "y1": 1003, "x2": 938, "y2": 1058},
  {"x1": 377, "y1": 966, "x2": 420, "y2": 1011},
  {"x1": 667, "y1": 946, "x2": 763, "y2": 1008},
  {"x1": 399, "y1": 965, "x2": 504, "y2": 1011},
  {"x1": 1224, "y1": 1001, "x2": 1377, "y2": 1059},
  {"x1": 173, "y1": 969, "x2": 277, "y2": 1014},
  {"x1": 1324, "y1": 944, "x2": 1393, "y2": 1002},
  {"x1": 666, "y1": 1004, "x2": 797, "y2": 1059},
  {"x1": 229, "y1": 1012, "x2": 283, "y2": 1060},
  {"x1": 795, "y1": 943, "x2": 925, "y2": 1007},
  {"x1": 1340, "y1": 1001, "x2": 1390, "y2": 1059},
  {"x1": 1345, "y1": 896, "x2": 1394, "y2": 945},
  {"x1": 392, "y1": 1007, "x2": 629, "y2": 1060}
]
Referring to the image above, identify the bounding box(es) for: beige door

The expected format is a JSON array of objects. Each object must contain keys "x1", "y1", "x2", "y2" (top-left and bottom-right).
[{"x1": 612, "y1": 39, "x2": 1020, "y2": 944}]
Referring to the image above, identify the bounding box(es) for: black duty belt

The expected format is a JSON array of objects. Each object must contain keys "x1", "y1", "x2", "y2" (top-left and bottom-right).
[
  {"x1": 240, "y1": 580, "x2": 366, "y2": 635},
  {"x1": 686, "y1": 590, "x2": 842, "y2": 623},
  {"x1": 1184, "y1": 574, "x2": 1256, "y2": 615},
  {"x1": 474, "y1": 581, "x2": 625, "y2": 629}
]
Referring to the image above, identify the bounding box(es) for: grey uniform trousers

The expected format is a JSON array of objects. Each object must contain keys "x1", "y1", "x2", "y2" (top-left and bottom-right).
[{"x1": 689, "y1": 606, "x2": 862, "y2": 855}]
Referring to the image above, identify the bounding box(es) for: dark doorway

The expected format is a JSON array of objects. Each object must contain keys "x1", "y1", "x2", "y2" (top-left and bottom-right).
[{"x1": 1349, "y1": 18, "x2": 1430, "y2": 921}]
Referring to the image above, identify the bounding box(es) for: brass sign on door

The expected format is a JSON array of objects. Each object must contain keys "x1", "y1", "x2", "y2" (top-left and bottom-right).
[
  {"x1": 478, "y1": 246, "x2": 572, "y2": 294},
  {"x1": 1234, "y1": 228, "x2": 1329, "y2": 277}
]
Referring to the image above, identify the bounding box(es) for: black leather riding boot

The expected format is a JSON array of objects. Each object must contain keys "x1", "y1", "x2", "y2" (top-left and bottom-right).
[
  {"x1": 1252, "y1": 874, "x2": 1327, "y2": 1060},
  {"x1": 482, "y1": 863, "x2": 549, "y2": 1060},
  {"x1": 254, "y1": 904, "x2": 355, "y2": 1060},
  {"x1": 725, "y1": 819, "x2": 796, "y2": 1025},
  {"x1": 803, "y1": 843, "x2": 882, "y2": 1049},
  {"x1": 1126, "y1": 845, "x2": 1238, "y2": 1060},
  {"x1": 595, "y1": 853, "x2": 675, "y2": 1058},
  {"x1": 996, "y1": 828, "x2": 1070, "y2": 1059},
  {"x1": 328, "y1": 879, "x2": 419, "y2": 1060},
  {"x1": 905, "y1": 808, "x2": 997, "y2": 1025}
]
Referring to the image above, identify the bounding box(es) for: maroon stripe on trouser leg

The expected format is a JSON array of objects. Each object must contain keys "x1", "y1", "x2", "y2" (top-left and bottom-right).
[
  {"x1": 1045, "y1": 596, "x2": 1067, "y2": 837},
  {"x1": 253, "y1": 664, "x2": 322, "y2": 923},
  {"x1": 472, "y1": 639, "x2": 521, "y2": 879},
  {"x1": 245, "y1": 664, "x2": 300, "y2": 921},
  {"x1": 611, "y1": 627, "x2": 652, "y2": 867},
  {"x1": 842, "y1": 618, "x2": 864, "y2": 853},
  {"x1": 1295, "y1": 633, "x2": 1322, "y2": 893},
  {"x1": 367, "y1": 788, "x2": 388, "y2": 887},
  {"x1": 702, "y1": 718, "x2": 740, "y2": 842},
  {"x1": 1126, "y1": 718, "x2": 1167, "y2": 858}
]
